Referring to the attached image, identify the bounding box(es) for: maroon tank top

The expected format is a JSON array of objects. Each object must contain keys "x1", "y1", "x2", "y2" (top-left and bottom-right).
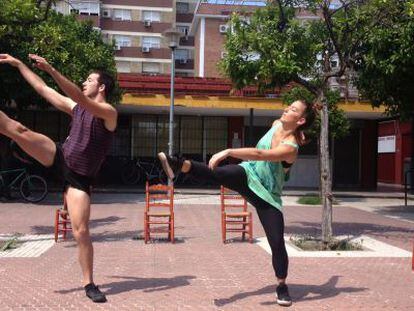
[{"x1": 62, "y1": 104, "x2": 114, "y2": 178}]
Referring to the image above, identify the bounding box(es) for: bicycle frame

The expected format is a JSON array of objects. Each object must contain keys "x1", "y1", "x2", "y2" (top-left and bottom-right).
[
  {"x1": 0, "y1": 168, "x2": 27, "y2": 190},
  {"x1": 136, "y1": 160, "x2": 159, "y2": 180}
]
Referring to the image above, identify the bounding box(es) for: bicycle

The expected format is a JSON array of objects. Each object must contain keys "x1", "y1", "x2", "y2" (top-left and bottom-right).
[
  {"x1": 0, "y1": 167, "x2": 48, "y2": 203},
  {"x1": 121, "y1": 158, "x2": 167, "y2": 185}
]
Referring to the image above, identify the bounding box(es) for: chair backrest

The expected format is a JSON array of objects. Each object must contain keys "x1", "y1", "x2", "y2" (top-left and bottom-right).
[
  {"x1": 146, "y1": 182, "x2": 174, "y2": 213},
  {"x1": 220, "y1": 186, "x2": 247, "y2": 212}
]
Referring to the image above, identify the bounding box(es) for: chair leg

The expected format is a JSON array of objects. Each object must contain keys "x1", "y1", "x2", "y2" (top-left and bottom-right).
[
  {"x1": 144, "y1": 216, "x2": 148, "y2": 244},
  {"x1": 62, "y1": 217, "x2": 67, "y2": 240},
  {"x1": 412, "y1": 242, "x2": 414, "y2": 271},
  {"x1": 222, "y1": 213, "x2": 226, "y2": 243},
  {"x1": 171, "y1": 216, "x2": 175, "y2": 243},
  {"x1": 54, "y1": 209, "x2": 59, "y2": 242},
  {"x1": 168, "y1": 216, "x2": 171, "y2": 242},
  {"x1": 242, "y1": 216, "x2": 246, "y2": 241},
  {"x1": 249, "y1": 215, "x2": 253, "y2": 243}
]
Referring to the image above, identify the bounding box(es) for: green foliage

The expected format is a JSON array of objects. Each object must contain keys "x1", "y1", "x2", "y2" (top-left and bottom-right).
[
  {"x1": 297, "y1": 195, "x2": 321, "y2": 205},
  {"x1": 0, "y1": 0, "x2": 120, "y2": 108},
  {"x1": 282, "y1": 86, "x2": 350, "y2": 139},
  {"x1": 220, "y1": 2, "x2": 350, "y2": 141},
  {"x1": 289, "y1": 234, "x2": 363, "y2": 251},
  {"x1": 297, "y1": 194, "x2": 339, "y2": 205},
  {"x1": 220, "y1": 5, "x2": 320, "y2": 92},
  {"x1": 354, "y1": 0, "x2": 414, "y2": 119}
]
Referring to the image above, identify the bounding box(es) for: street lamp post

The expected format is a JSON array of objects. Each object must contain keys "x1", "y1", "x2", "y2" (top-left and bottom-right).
[{"x1": 163, "y1": 28, "x2": 183, "y2": 157}]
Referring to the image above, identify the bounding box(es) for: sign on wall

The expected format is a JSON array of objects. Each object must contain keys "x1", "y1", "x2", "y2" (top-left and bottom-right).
[{"x1": 378, "y1": 135, "x2": 396, "y2": 153}]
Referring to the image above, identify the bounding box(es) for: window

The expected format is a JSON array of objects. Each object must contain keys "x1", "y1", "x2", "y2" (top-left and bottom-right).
[
  {"x1": 205, "y1": 117, "x2": 227, "y2": 155},
  {"x1": 142, "y1": 62, "x2": 160, "y2": 74},
  {"x1": 116, "y1": 61, "x2": 131, "y2": 73},
  {"x1": 177, "y1": 25, "x2": 189, "y2": 36},
  {"x1": 156, "y1": 116, "x2": 179, "y2": 154},
  {"x1": 70, "y1": 2, "x2": 99, "y2": 16},
  {"x1": 176, "y1": 2, "x2": 189, "y2": 14},
  {"x1": 113, "y1": 9, "x2": 131, "y2": 21},
  {"x1": 114, "y1": 35, "x2": 131, "y2": 48},
  {"x1": 110, "y1": 116, "x2": 131, "y2": 157},
  {"x1": 132, "y1": 115, "x2": 157, "y2": 157},
  {"x1": 181, "y1": 116, "x2": 202, "y2": 154},
  {"x1": 142, "y1": 37, "x2": 161, "y2": 49},
  {"x1": 174, "y1": 49, "x2": 189, "y2": 60},
  {"x1": 142, "y1": 11, "x2": 161, "y2": 22}
]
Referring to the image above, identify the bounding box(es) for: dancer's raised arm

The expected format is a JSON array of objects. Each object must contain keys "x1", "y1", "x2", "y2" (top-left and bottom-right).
[
  {"x1": 28, "y1": 54, "x2": 117, "y2": 130},
  {"x1": 208, "y1": 145, "x2": 297, "y2": 170},
  {"x1": 0, "y1": 54, "x2": 75, "y2": 115}
]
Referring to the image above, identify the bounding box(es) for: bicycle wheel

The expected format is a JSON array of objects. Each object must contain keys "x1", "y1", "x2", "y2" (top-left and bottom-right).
[
  {"x1": 121, "y1": 162, "x2": 142, "y2": 185},
  {"x1": 20, "y1": 175, "x2": 48, "y2": 203}
]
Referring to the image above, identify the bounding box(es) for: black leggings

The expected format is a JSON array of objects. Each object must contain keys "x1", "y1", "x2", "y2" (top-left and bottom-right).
[{"x1": 189, "y1": 161, "x2": 288, "y2": 279}]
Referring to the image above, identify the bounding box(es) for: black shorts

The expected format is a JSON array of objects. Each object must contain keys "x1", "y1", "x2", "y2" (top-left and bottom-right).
[{"x1": 50, "y1": 144, "x2": 92, "y2": 196}]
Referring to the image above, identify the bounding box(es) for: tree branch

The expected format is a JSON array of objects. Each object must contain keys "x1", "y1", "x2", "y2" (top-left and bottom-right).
[
  {"x1": 292, "y1": 75, "x2": 319, "y2": 95},
  {"x1": 269, "y1": 0, "x2": 288, "y2": 32},
  {"x1": 322, "y1": 2, "x2": 344, "y2": 70}
]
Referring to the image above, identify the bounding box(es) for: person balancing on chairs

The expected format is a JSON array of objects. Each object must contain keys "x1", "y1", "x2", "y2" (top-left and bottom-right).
[{"x1": 0, "y1": 53, "x2": 117, "y2": 303}]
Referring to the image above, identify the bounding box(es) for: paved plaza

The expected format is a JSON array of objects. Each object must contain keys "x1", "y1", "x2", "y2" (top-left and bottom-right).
[{"x1": 0, "y1": 192, "x2": 414, "y2": 310}]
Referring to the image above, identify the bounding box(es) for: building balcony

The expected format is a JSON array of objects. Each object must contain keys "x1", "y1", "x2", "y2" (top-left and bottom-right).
[
  {"x1": 176, "y1": 13, "x2": 194, "y2": 23},
  {"x1": 179, "y1": 36, "x2": 194, "y2": 47},
  {"x1": 101, "y1": 0, "x2": 172, "y2": 7},
  {"x1": 75, "y1": 15, "x2": 100, "y2": 28},
  {"x1": 175, "y1": 59, "x2": 194, "y2": 70},
  {"x1": 115, "y1": 46, "x2": 171, "y2": 59},
  {"x1": 100, "y1": 19, "x2": 172, "y2": 34}
]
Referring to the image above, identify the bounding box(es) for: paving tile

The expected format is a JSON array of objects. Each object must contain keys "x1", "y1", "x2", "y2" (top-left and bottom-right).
[{"x1": 0, "y1": 194, "x2": 413, "y2": 309}]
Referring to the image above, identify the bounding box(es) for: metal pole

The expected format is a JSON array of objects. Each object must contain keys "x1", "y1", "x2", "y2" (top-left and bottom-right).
[
  {"x1": 249, "y1": 108, "x2": 254, "y2": 146},
  {"x1": 168, "y1": 48, "x2": 175, "y2": 157}
]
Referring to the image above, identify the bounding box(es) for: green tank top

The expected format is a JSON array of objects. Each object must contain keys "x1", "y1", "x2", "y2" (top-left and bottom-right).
[{"x1": 239, "y1": 122, "x2": 299, "y2": 211}]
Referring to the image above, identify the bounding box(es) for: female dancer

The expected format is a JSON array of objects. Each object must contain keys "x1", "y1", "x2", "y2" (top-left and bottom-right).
[{"x1": 158, "y1": 100, "x2": 316, "y2": 306}]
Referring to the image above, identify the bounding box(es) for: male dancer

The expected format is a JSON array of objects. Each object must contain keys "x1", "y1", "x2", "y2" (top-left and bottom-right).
[{"x1": 0, "y1": 53, "x2": 117, "y2": 303}]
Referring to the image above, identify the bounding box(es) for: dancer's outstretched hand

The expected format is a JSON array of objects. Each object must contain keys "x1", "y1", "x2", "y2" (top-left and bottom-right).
[
  {"x1": 0, "y1": 54, "x2": 22, "y2": 67},
  {"x1": 28, "y1": 54, "x2": 53, "y2": 72},
  {"x1": 209, "y1": 149, "x2": 230, "y2": 170}
]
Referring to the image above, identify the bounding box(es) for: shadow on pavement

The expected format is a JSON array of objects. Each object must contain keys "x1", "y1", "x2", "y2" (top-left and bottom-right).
[
  {"x1": 55, "y1": 275, "x2": 196, "y2": 295},
  {"x1": 214, "y1": 276, "x2": 367, "y2": 306},
  {"x1": 286, "y1": 221, "x2": 414, "y2": 238},
  {"x1": 30, "y1": 216, "x2": 125, "y2": 235}
]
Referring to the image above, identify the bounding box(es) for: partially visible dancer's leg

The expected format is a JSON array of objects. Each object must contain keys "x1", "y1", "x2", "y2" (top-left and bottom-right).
[
  {"x1": 158, "y1": 152, "x2": 291, "y2": 306},
  {"x1": 0, "y1": 111, "x2": 56, "y2": 167},
  {"x1": 65, "y1": 186, "x2": 106, "y2": 303},
  {"x1": 158, "y1": 152, "x2": 245, "y2": 191},
  {"x1": 253, "y1": 204, "x2": 291, "y2": 306}
]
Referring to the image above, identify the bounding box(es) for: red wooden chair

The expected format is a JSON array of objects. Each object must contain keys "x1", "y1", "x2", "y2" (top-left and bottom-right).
[
  {"x1": 220, "y1": 186, "x2": 253, "y2": 243},
  {"x1": 54, "y1": 197, "x2": 72, "y2": 242},
  {"x1": 144, "y1": 182, "x2": 175, "y2": 243}
]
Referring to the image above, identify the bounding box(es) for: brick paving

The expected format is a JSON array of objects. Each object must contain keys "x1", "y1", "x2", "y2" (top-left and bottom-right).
[{"x1": 0, "y1": 193, "x2": 414, "y2": 310}]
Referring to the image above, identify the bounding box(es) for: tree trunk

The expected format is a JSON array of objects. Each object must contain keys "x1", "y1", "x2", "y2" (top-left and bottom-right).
[{"x1": 319, "y1": 91, "x2": 333, "y2": 242}]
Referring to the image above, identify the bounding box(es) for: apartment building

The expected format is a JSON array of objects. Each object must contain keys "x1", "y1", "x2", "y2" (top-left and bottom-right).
[
  {"x1": 53, "y1": 0, "x2": 192, "y2": 75},
  {"x1": 174, "y1": 0, "x2": 198, "y2": 76}
]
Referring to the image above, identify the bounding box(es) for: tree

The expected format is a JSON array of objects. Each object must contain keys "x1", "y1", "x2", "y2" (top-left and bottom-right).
[
  {"x1": 354, "y1": 0, "x2": 414, "y2": 192},
  {"x1": 221, "y1": 1, "x2": 370, "y2": 242},
  {"x1": 355, "y1": 0, "x2": 414, "y2": 119},
  {"x1": 0, "y1": 0, "x2": 120, "y2": 109}
]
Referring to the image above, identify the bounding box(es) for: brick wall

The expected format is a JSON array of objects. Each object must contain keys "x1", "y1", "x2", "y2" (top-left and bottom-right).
[{"x1": 204, "y1": 18, "x2": 227, "y2": 78}]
